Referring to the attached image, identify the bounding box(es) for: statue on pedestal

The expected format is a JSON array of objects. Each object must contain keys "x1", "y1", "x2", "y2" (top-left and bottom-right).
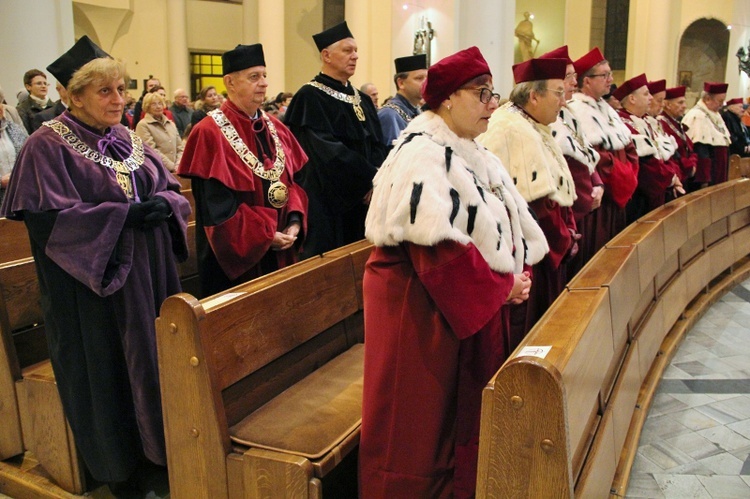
[{"x1": 515, "y1": 12, "x2": 539, "y2": 62}]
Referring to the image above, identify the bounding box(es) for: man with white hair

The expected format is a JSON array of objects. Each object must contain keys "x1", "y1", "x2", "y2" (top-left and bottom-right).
[
  {"x1": 682, "y1": 81, "x2": 731, "y2": 186},
  {"x1": 284, "y1": 21, "x2": 386, "y2": 257},
  {"x1": 169, "y1": 88, "x2": 193, "y2": 137}
]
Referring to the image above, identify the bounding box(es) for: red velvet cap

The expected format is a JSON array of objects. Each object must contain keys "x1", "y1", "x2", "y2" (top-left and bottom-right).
[
  {"x1": 726, "y1": 97, "x2": 743, "y2": 106},
  {"x1": 539, "y1": 45, "x2": 573, "y2": 65},
  {"x1": 573, "y1": 47, "x2": 605, "y2": 75},
  {"x1": 647, "y1": 79, "x2": 666, "y2": 95},
  {"x1": 512, "y1": 58, "x2": 567, "y2": 84},
  {"x1": 612, "y1": 73, "x2": 648, "y2": 101},
  {"x1": 665, "y1": 86, "x2": 686, "y2": 100},
  {"x1": 704, "y1": 81, "x2": 728, "y2": 94},
  {"x1": 422, "y1": 46, "x2": 491, "y2": 109}
]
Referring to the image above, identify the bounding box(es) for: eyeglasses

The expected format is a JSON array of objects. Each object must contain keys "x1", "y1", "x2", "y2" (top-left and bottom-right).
[
  {"x1": 548, "y1": 88, "x2": 566, "y2": 99},
  {"x1": 588, "y1": 71, "x2": 613, "y2": 79},
  {"x1": 462, "y1": 87, "x2": 501, "y2": 104},
  {"x1": 565, "y1": 72, "x2": 578, "y2": 82}
]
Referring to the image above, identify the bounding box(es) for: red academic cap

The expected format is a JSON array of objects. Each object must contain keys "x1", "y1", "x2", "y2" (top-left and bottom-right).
[
  {"x1": 422, "y1": 46, "x2": 491, "y2": 110},
  {"x1": 573, "y1": 47, "x2": 605, "y2": 75},
  {"x1": 647, "y1": 79, "x2": 666, "y2": 95},
  {"x1": 665, "y1": 86, "x2": 686, "y2": 99},
  {"x1": 539, "y1": 45, "x2": 573, "y2": 65},
  {"x1": 512, "y1": 58, "x2": 568, "y2": 84},
  {"x1": 612, "y1": 73, "x2": 648, "y2": 101},
  {"x1": 704, "y1": 81, "x2": 728, "y2": 94},
  {"x1": 726, "y1": 97, "x2": 744, "y2": 106}
]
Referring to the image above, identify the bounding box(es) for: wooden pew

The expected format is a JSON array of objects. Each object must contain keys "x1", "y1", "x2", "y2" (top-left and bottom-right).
[
  {"x1": 0, "y1": 218, "x2": 198, "y2": 496},
  {"x1": 0, "y1": 257, "x2": 85, "y2": 495},
  {"x1": 729, "y1": 154, "x2": 742, "y2": 181},
  {"x1": 156, "y1": 240, "x2": 372, "y2": 498},
  {"x1": 0, "y1": 217, "x2": 31, "y2": 266},
  {"x1": 476, "y1": 179, "x2": 750, "y2": 497}
]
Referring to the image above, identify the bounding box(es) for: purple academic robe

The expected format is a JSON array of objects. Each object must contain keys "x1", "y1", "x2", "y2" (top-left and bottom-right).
[{"x1": 1, "y1": 111, "x2": 190, "y2": 483}]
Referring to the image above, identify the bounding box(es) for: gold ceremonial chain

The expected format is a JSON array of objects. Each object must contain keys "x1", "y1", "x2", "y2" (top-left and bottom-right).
[
  {"x1": 306, "y1": 81, "x2": 366, "y2": 121},
  {"x1": 382, "y1": 102, "x2": 413, "y2": 123},
  {"x1": 512, "y1": 104, "x2": 564, "y2": 163},
  {"x1": 560, "y1": 110, "x2": 586, "y2": 149},
  {"x1": 43, "y1": 119, "x2": 144, "y2": 199},
  {"x1": 466, "y1": 167, "x2": 506, "y2": 203},
  {"x1": 697, "y1": 106, "x2": 729, "y2": 135},
  {"x1": 209, "y1": 109, "x2": 289, "y2": 208},
  {"x1": 660, "y1": 115, "x2": 688, "y2": 142}
]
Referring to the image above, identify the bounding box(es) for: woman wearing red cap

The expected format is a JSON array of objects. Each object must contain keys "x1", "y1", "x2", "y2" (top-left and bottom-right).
[{"x1": 360, "y1": 46, "x2": 548, "y2": 498}]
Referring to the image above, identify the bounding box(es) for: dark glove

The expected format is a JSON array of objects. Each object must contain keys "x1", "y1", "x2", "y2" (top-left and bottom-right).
[
  {"x1": 142, "y1": 197, "x2": 172, "y2": 228},
  {"x1": 124, "y1": 197, "x2": 171, "y2": 229}
]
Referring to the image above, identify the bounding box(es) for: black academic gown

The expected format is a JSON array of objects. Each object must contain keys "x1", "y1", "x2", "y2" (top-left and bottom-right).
[{"x1": 284, "y1": 73, "x2": 386, "y2": 258}]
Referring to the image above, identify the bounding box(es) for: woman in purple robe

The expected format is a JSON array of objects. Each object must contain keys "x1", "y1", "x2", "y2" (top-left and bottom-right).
[{"x1": 0, "y1": 37, "x2": 190, "y2": 495}]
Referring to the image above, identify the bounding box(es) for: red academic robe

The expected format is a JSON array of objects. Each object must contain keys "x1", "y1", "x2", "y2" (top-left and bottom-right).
[
  {"x1": 360, "y1": 240, "x2": 514, "y2": 499},
  {"x1": 565, "y1": 157, "x2": 603, "y2": 277},
  {"x1": 618, "y1": 109, "x2": 678, "y2": 213},
  {"x1": 178, "y1": 99, "x2": 308, "y2": 295},
  {"x1": 658, "y1": 112, "x2": 698, "y2": 183},
  {"x1": 591, "y1": 143, "x2": 639, "y2": 250}
]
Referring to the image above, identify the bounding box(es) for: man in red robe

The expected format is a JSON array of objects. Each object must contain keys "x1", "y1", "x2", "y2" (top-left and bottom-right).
[
  {"x1": 178, "y1": 44, "x2": 308, "y2": 296},
  {"x1": 479, "y1": 56, "x2": 578, "y2": 335},
  {"x1": 613, "y1": 74, "x2": 682, "y2": 221},
  {"x1": 682, "y1": 81, "x2": 731, "y2": 186},
  {"x1": 658, "y1": 86, "x2": 698, "y2": 189},
  {"x1": 567, "y1": 48, "x2": 639, "y2": 250}
]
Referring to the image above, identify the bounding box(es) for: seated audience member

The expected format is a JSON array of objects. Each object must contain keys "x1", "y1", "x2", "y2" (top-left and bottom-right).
[
  {"x1": 136, "y1": 92, "x2": 184, "y2": 172},
  {"x1": 360, "y1": 82, "x2": 379, "y2": 108},
  {"x1": 170, "y1": 88, "x2": 193, "y2": 137},
  {"x1": 131, "y1": 76, "x2": 161, "y2": 129},
  {"x1": 274, "y1": 91, "x2": 293, "y2": 114},
  {"x1": 0, "y1": 85, "x2": 24, "y2": 127},
  {"x1": 721, "y1": 97, "x2": 750, "y2": 157},
  {"x1": 360, "y1": 46, "x2": 548, "y2": 499},
  {"x1": 32, "y1": 81, "x2": 69, "y2": 131},
  {"x1": 0, "y1": 102, "x2": 28, "y2": 204},
  {"x1": 1, "y1": 36, "x2": 190, "y2": 496},
  {"x1": 190, "y1": 85, "x2": 221, "y2": 128},
  {"x1": 178, "y1": 44, "x2": 308, "y2": 296},
  {"x1": 16, "y1": 69, "x2": 54, "y2": 133}
]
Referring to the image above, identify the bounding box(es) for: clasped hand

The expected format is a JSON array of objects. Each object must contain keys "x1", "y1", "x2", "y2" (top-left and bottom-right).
[
  {"x1": 507, "y1": 271, "x2": 532, "y2": 304},
  {"x1": 124, "y1": 197, "x2": 172, "y2": 229}
]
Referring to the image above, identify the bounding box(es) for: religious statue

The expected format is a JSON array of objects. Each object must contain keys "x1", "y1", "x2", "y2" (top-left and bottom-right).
[
  {"x1": 413, "y1": 16, "x2": 435, "y2": 66},
  {"x1": 737, "y1": 40, "x2": 750, "y2": 78},
  {"x1": 515, "y1": 12, "x2": 539, "y2": 62}
]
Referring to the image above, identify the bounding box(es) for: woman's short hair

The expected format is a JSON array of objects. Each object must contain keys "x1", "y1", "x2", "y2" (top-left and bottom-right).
[
  {"x1": 143, "y1": 92, "x2": 165, "y2": 113},
  {"x1": 198, "y1": 86, "x2": 216, "y2": 101},
  {"x1": 67, "y1": 58, "x2": 128, "y2": 96}
]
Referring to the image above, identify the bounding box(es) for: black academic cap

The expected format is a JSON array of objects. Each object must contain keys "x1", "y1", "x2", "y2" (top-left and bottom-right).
[
  {"x1": 395, "y1": 54, "x2": 428, "y2": 73},
  {"x1": 47, "y1": 35, "x2": 110, "y2": 88},
  {"x1": 222, "y1": 44, "x2": 266, "y2": 75},
  {"x1": 312, "y1": 21, "x2": 354, "y2": 52}
]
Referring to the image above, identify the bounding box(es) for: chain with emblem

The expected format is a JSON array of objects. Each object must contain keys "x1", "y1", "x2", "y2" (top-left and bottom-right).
[
  {"x1": 697, "y1": 106, "x2": 729, "y2": 135},
  {"x1": 43, "y1": 119, "x2": 143, "y2": 199},
  {"x1": 209, "y1": 109, "x2": 289, "y2": 208},
  {"x1": 306, "y1": 80, "x2": 366, "y2": 121},
  {"x1": 381, "y1": 102, "x2": 412, "y2": 123},
  {"x1": 659, "y1": 115, "x2": 688, "y2": 143}
]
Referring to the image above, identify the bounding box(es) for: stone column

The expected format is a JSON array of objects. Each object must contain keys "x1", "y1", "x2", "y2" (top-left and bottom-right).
[
  {"x1": 259, "y1": 0, "x2": 286, "y2": 93},
  {"x1": 346, "y1": 0, "x2": 372, "y2": 86},
  {"x1": 457, "y1": 0, "x2": 516, "y2": 97},
  {"x1": 166, "y1": 0, "x2": 191, "y2": 95}
]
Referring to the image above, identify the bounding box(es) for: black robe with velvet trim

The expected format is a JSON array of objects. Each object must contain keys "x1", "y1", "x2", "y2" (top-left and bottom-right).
[{"x1": 284, "y1": 73, "x2": 386, "y2": 257}]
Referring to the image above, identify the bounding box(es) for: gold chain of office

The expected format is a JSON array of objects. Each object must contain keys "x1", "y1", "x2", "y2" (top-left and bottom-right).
[
  {"x1": 43, "y1": 119, "x2": 144, "y2": 199},
  {"x1": 208, "y1": 109, "x2": 289, "y2": 208},
  {"x1": 305, "y1": 81, "x2": 366, "y2": 121}
]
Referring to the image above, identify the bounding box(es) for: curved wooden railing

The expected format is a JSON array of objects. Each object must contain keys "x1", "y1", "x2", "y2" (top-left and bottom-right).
[{"x1": 477, "y1": 178, "x2": 750, "y2": 498}]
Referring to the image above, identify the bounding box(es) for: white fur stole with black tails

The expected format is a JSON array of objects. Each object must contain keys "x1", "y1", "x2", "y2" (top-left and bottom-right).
[
  {"x1": 365, "y1": 112, "x2": 548, "y2": 274},
  {"x1": 567, "y1": 92, "x2": 632, "y2": 152},
  {"x1": 550, "y1": 106, "x2": 601, "y2": 175}
]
